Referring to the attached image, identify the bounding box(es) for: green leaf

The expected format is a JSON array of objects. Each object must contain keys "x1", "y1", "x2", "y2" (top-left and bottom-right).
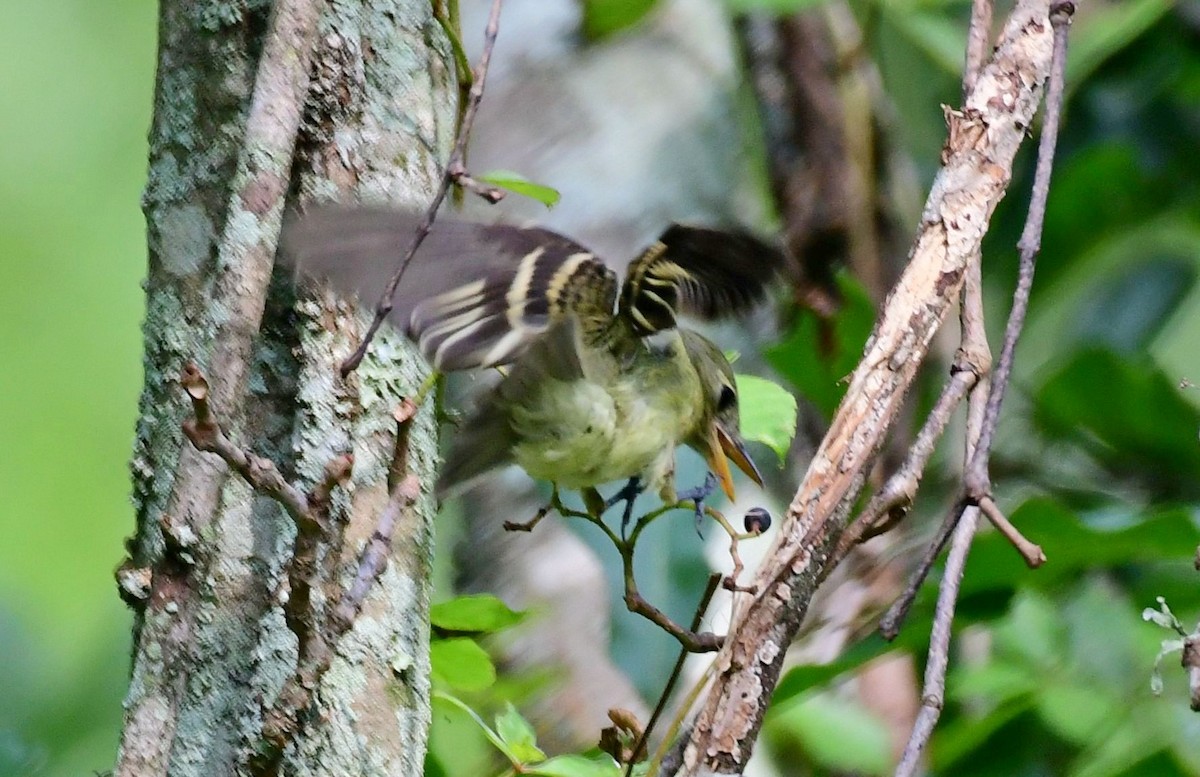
[
  {"x1": 528, "y1": 753, "x2": 622, "y2": 777},
  {"x1": 960, "y1": 499, "x2": 1200, "y2": 599},
  {"x1": 765, "y1": 693, "x2": 891, "y2": 775},
  {"x1": 772, "y1": 630, "x2": 925, "y2": 706},
  {"x1": 948, "y1": 661, "x2": 1040, "y2": 704},
  {"x1": 931, "y1": 698, "x2": 1037, "y2": 770},
  {"x1": 883, "y1": 8, "x2": 968, "y2": 77},
  {"x1": 580, "y1": 0, "x2": 658, "y2": 41},
  {"x1": 1033, "y1": 348, "x2": 1200, "y2": 496},
  {"x1": 734, "y1": 374, "x2": 797, "y2": 464},
  {"x1": 495, "y1": 703, "x2": 545, "y2": 763},
  {"x1": 765, "y1": 274, "x2": 875, "y2": 419},
  {"x1": 1066, "y1": 0, "x2": 1172, "y2": 87},
  {"x1": 1037, "y1": 682, "x2": 1122, "y2": 746},
  {"x1": 992, "y1": 590, "x2": 1065, "y2": 671},
  {"x1": 477, "y1": 170, "x2": 561, "y2": 208},
  {"x1": 432, "y1": 693, "x2": 517, "y2": 763},
  {"x1": 430, "y1": 594, "x2": 524, "y2": 633},
  {"x1": 1067, "y1": 700, "x2": 1175, "y2": 777},
  {"x1": 430, "y1": 637, "x2": 496, "y2": 692}
]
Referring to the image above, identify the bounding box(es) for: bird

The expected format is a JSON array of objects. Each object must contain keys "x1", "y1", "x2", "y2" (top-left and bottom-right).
[{"x1": 282, "y1": 207, "x2": 786, "y2": 509}]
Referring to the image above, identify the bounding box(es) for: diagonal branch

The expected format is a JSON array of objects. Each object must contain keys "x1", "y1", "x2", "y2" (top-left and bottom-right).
[
  {"x1": 667, "y1": 2, "x2": 1059, "y2": 772},
  {"x1": 891, "y1": 5, "x2": 1074, "y2": 773}
]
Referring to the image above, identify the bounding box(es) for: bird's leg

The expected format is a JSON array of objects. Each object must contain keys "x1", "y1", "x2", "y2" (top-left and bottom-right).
[
  {"x1": 676, "y1": 472, "x2": 718, "y2": 537},
  {"x1": 602, "y1": 476, "x2": 643, "y2": 538}
]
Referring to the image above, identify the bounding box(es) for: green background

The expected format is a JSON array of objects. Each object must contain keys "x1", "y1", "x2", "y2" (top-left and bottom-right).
[{"x1": 0, "y1": 3, "x2": 155, "y2": 774}]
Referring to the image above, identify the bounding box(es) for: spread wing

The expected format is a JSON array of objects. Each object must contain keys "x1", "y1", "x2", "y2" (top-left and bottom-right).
[
  {"x1": 618, "y1": 225, "x2": 785, "y2": 336},
  {"x1": 281, "y1": 206, "x2": 619, "y2": 371}
]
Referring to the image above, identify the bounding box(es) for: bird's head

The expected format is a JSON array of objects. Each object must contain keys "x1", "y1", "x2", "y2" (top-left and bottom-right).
[{"x1": 681, "y1": 331, "x2": 763, "y2": 501}]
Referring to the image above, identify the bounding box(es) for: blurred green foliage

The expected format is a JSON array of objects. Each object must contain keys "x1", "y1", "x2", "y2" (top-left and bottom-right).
[{"x1": 0, "y1": 3, "x2": 156, "y2": 776}]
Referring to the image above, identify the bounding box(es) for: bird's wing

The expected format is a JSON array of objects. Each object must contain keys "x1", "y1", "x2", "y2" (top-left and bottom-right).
[
  {"x1": 281, "y1": 206, "x2": 619, "y2": 371},
  {"x1": 618, "y1": 225, "x2": 785, "y2": 336},
  {"x1": 408, "y1": 223, "x2": 617, "y2": 371}
]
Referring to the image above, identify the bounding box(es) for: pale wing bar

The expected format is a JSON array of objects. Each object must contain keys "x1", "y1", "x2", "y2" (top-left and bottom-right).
[
  {"x1": 619, "y1": 225, "x2": 785, "y2": 337},
  {"x1": 409, "y1": 232, "x2": 617, "y2": 371}
]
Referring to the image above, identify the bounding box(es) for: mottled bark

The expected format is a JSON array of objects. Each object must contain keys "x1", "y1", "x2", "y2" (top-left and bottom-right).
[{"x1": 118, "y1": 1, "x2": 452, "y2": 775}]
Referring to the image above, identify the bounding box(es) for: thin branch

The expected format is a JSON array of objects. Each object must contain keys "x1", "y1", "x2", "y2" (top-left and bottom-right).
[
  {"x1": 180, "y1": 362, "x2": 364, "y2": 776},
  {"x1": 624, "y1": 574, "x2": 723, "y2": 777},
  {"x1": 340, "y1": 0, "x2": 504, "y2": 376},
  {"x1": 967, "y1": 3, "x2": 1075, "y2": 492},
  {"x1": 524, "y1": 490, "x2": 729, "y2": 651},
  {"x1": 979, "y1": 495, "x2": 1046, "y2": 566},
  {"x1": 330, "y1": 401, "x2": 422, "y2": 632},
  {"x1": 832, "y1": 361, "x2": 978, "y2": 563},
  {"x1": 263, "y1": 400, "x2": 421, "y2": 771},
  {"x1": 622, "y1": 547, "x2": 724, "y2": 653},
  {"x1": 893, "y1": 504, "x2": 981, "y2": 777},
  {"x1": 963, "y1": 0, "x2": 995, "y2": 94},
  {"x1": 888, "y1": 6, "x2": 1073, "y2": 771},
  {"x1": 706, "y1": 507, "x2": 757, "y2": 592},
  {"x1": 879, "y1": 503, "x2": 964, "y2": 641},
  {"x1": 450, "y1": 165, "x2": 507, "y2": 202},
  {"x1": 180, "y1": 363, "x2": 313, "y2": 521}
]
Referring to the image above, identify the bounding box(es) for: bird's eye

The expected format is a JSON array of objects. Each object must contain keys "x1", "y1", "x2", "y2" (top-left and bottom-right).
[{"x1": 717, "y1": 384, "x2": 737, "y2": 411}]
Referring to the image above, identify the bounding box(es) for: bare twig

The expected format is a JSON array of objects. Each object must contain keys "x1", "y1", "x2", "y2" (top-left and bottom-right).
[
  {"x1": 282, "y1": 453, "x2": 354, "y2": 669},
  {"x1": 330, "y1": 401, "x2": 422, "y2": 632},
  {"x1": 832, "y1": 361, "x2": 978, "y2": 562},
  {"x1": 879, "y1": 503, "x2": 965, "y2": 640},
  {"x1": 263, "y1": 400, "x2": 422, "y2": 771},
  {"x1": 706, "y1": 508, "x2": 754, "y2": 592},
  {"x1": 887, "y1": 6, "x2": 1073, "y2": 772},
  {"x1": 340, "y1": 0, "x2": 504, "y2": 376},
  {"x1": 893, "y1": 504, "x2": 981, "y2": 777},
  {"x1": 450, "y1": 164, "x2": 507, "y2": 203},
  {"x1": 180, "y1": 362, "x2": 362, "y2": 776},
  {"x1": 527, "y1": 491, "x2": 729, "y2": 651},
  {"x1": 180, "y1": 363, "x2": 314, "y2": 521},
  {"x1": 963, "y1": 0, "x2": 995, "y2": 94},
  {"x1": 624, "y1": 574, "x2": 723, "y2": 777},
  {"x1": 620, "y1": 591, "x2": 722, "y2": 653},
  {"x1": 967, "y1": 4, "x2": 1075, "y2": 493},
  {"x1": 979, "y1": 495, "x2": 1046, "y2": 566}
]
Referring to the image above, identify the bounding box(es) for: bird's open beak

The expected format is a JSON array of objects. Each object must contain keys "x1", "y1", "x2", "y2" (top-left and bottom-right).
[{"x1": 705, "y1": 423, "x2": 764, "y2": 501}]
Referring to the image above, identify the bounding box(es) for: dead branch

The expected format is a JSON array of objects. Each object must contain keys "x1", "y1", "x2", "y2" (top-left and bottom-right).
[
  {"x1": 891, "y1": 4, "x2": 1074, "y2": 773},
  {"x1": 667, "y1": 2, "x2": 1059, "y2": 772}
]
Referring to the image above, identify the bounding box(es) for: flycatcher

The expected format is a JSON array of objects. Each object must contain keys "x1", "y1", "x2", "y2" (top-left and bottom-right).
[{"x1": 284, "y1": 208, "x2": 786, "y2": 505}]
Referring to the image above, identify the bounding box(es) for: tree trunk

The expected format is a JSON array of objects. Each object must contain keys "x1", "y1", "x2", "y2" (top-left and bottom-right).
[{"x1": 116, "y1": 1, "x2": 453, "y2": 775}]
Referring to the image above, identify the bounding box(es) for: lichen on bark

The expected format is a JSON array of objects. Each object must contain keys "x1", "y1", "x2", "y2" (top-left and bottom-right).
[{"x1": 119, "y1": 2, "x2": 453, "y2": 775}]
